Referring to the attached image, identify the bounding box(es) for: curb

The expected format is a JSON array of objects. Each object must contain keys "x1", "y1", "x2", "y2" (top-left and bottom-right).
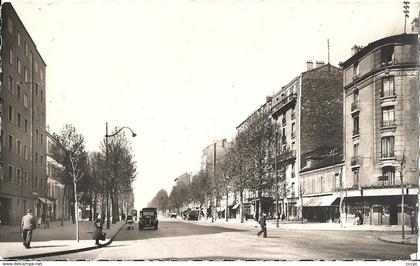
[
  {"x1": 377, "y1": 236, "x2": 417, "y2": 246},
  {"x1": 4, "y1": 221, "x2": 126, "y2": 260}
]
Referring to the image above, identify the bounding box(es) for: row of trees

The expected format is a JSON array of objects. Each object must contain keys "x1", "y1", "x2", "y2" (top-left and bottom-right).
[
  {"x1": 150, "y1": 109, "x2": 292, "y2": 222},
  {"x1": 51, "y1": 124, "x2": 136, "y2": 224}
]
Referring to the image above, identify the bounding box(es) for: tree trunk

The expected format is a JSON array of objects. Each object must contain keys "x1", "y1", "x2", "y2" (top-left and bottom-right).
[
  {"x1": 257, "y1": 190, "x2": 262, "y2": 222},
  {"x1": 225, "y1": 192, "x2": 229, "y2": 221},
  {"x1": 240, "y1": 189, "x2": 244, "y2": 223},
  {"x1": 60, "y1": 185, "x2": 66, "y2": 226},
  {"x1": 116, "y1": 195, "x2": 120, "y2": 221}
]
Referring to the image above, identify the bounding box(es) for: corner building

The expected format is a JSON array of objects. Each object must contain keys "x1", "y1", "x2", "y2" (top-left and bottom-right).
[
  {"x1": 0, "y1": 3, "x2": 47, "y2": 225},
  {"x1": 342, "y1": 34, "x2": 419, "y2": 225}
]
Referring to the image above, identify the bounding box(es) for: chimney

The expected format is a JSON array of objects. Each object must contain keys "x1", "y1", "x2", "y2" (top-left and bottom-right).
[
  {"x1": 351, "y1": 45, "x2": 364, "y2": 56},
  {"x1": 315, "y1": 61, "x2": 325, "y2": 68},
  {"x1": 306, "y1": 60, "x2": 313, "y2": 71}
]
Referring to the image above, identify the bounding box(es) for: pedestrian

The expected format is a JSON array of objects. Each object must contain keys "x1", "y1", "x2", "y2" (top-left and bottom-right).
[
  {"x1": 21, "y1": 209, "x2": 36, "y2": 249},
  {"x1": 45, "y1": 211, "x2": 50, "y2": 228},
  {"x1": 93, "y1": 214, "x2": 104, "y2": 246},
  {"x1": 410, "y1": 210, "x2": 418, "y2": 234},
  {"x1": 257, "y1": 213, "x2": 267, "y2": 238}
]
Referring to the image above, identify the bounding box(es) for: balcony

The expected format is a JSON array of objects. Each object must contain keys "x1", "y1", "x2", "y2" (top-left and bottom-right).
[
  {"x1": 351, "y1": 100, "x2": 360, "y2": 114},
  {"x1": 351, "y1": 156, "x2": 360, "y2": 169},
  {"x1": 380, "y1": 152, "x2": 397, "y2": 167},
  {"x1": 271, "y1": 93, "x2": 297, "y2": 117},
  {"x1": 380, "y1": 119, "x2": 396, "y2": 131}
]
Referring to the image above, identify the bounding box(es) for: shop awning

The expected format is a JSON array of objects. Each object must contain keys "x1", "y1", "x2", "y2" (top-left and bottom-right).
[
  {"x1": 38, "y1": 197, "x2": 54, "y2": 205},
  {"x1": 232, "y1": 203, "x2": 240, "y2": 209},
  {"x1": 302, "y1": 195, "x2": 338, "y2": 207}
]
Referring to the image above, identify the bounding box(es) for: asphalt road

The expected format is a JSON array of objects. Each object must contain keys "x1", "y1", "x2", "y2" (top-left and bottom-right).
[{"x1": 37, "y1": 219, "x2": 416, "y2": 260}]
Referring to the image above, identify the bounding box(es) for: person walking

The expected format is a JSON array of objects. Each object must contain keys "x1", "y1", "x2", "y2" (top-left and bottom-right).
[
  {"x1": 93, "y1": 214, "x2": 104, "y2": 246},
  {"x1": 410, "y1": 210, "x2": 418, "y2": 234},
  {"x1": 257, "y1": 213, "x2": 267, "y2": 238},
  {"x1": 21, "y1": 209, "x2": 36, "y2": 249}
]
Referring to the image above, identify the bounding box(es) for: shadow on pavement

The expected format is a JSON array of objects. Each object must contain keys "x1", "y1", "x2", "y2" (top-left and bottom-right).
[{"x1": 30, "y1": 245, "x2": 69, "y2": 249}]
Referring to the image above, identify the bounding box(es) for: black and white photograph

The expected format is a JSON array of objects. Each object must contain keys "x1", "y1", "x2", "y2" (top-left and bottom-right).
[{"x1": 0, "y1": 0, "x2": 418, "y2": 262}]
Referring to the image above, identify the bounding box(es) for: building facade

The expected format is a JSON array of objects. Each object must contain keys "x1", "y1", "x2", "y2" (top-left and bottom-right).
[
  {"x1": 341, "y1": 33, "x2": 419, "y2": 225},
  {"x1": 0, "y1": 3, "x2": 47, "y2": 225},
  {"x1": 270, "y1": 62, "x2": 343, "y2": 220},
  {"x1": 46, "y1": 130, "x2": 68, "y2": 221}
]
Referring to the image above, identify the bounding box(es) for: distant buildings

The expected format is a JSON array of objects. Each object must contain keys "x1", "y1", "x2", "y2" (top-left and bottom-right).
[
  {"x1": 174, "y1": 172, "x2": 192, "y2": 186},
  {"x1": 341, "y1": 33, "x2": 419, "y2": 225},
  {"x1": 0, "y1": 3, "x2": 47, "y2": 225}
]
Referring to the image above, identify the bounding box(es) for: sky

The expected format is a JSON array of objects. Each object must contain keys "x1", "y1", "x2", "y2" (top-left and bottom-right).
[{"x1": 9, "y1": 0, "x2": 420, "y2": 209}]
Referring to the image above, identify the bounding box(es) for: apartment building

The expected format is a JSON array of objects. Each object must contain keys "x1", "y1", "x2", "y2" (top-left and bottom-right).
[
  {"x1": 270, "y1": 62, "x2": 343, "y2": 220},
  {"x1": 0, "y1": 3, "x2": 47, "y2": 225},
  {"x1": 342, "y1": 33, "x2": 419, "y2": 225}
]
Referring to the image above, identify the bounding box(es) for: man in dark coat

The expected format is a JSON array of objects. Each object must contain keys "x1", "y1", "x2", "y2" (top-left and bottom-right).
[
  {"x1": 21, "y1": 209, "x2": 36, "y2": 248},
  {"x1": 93, "y1": 214, "x2": 104, "y2": 246},
  {"x1": 411, "y1": 210, "x2": 418, "y2": 234},
  {"x1": 257, "y1": 213, "x2": 267, "y2": 238}
]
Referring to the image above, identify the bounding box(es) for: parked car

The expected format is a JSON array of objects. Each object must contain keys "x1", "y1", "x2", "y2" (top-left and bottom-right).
[
  {"x1": 139, "y1": 207, "x2": 159, "y2": 230},
  {"x1": 170, "y1": 212, "x2": 177, "y2": 218},
  {"x1": 188, "y1": 210, "x2": 199, "y2": 221}
]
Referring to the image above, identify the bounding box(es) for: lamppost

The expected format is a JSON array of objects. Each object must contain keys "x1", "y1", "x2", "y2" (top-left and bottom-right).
[{"x1": 104, "y1": 122, "x2": 136, "y2": 229}]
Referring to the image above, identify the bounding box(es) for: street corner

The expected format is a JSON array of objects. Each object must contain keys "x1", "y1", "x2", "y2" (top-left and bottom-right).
[{"x1": 378, "y1": 234, "x2": 418, "y2": 246}]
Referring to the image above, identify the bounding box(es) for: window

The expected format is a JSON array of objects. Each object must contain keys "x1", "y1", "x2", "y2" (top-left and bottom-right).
[
  {"x1": 8, "y1": 76, "x2": 13, "y2": 92},
  {"x1": 35, "y1": 129, "x2": 39, "y2": 142},
  {"x1": 382, "y1": 106, "x2": 395, "y2": 127},
  {"x1": 24, "y1": 93, "x2": 28, "y2": 108},
  {"x1": 40, "y1": 68, "x2": 44, "y2": 81},
  {"x1": 24, "y1": 172, "x2": 28, "y2": 187},
  {"x1": 0, "y1": 131, "x2": 3, "y2": 153},
  {"x1": 35, "y1": 176, "x2": 38, "y2": 188},
  {"x1": 381, "y1": 136, "x2": 395, "y2": 158},
  {"x1": 382, "y1": 76, "x2": 395, "y2": 97},
  {"x1": 353, "y1": 115, "x2": 359, "y2": 135},
  {"x1": 17, "y1": 112, "x2": 21, "y2": 128},
  {"x1": 35, "y1": 152, "x2": 38, "y2": 164},
  {"x1": 291, "y1": 123, "x2": 296, "y2": 138},
  {"x1": 17, "y1": 168, "x2": 22, "y2": 185},
  {"x1": 353, "y1": 143, "x2": 359, "y2": 157},
  {"x1": 380, "y1": 45, "x2": 394, "y2": 65},
  {"x1": 8, "y1": 105, "x2": 13, "y2": 123},
  {"x1": 353, "y1": 89, "x2": 359, "y2": 101},
  {"x1": 0, "y1": 98, "x2": 3, "y2": 114},
  {"x1": 8, "y1": 135, "x2": 13, "y2": 152},
  {"x1": 353, "y1": 170, "x2": 359, "y2": 186},
  {"x1": 17, "y1": 84, "x2": 21, "y2": 100},
  {"x1": 24, "y1": 145, "x2": 28, "y2": 160},
  {"x1": 17, "y1": 31, "x2": 21, "y2": 46},
  {"x1": 24, "y1": 119, "x2": 28, "y2": 133},
  {"x1": 40, "y1": 156, "x2": 43, "y2": 167},
  {"x1": 353, "y1": 62, "x2": 359, "y2": 76},
  {"x1": 17, "y1": 140, "x2": 21, "y2": 156},
  {"x1": 382, "y1": 166, "x2": 395, "y2": 185},
  {"x1": 7, "y1": 17, "x2": 13, "y2": 34},
  {"x1": 41, "y1": 90, "x2": 44, "y2": 103},
  {"x1": 41, "y1": 134, "x2": 43, "y2": 145},
  {"x1": 29, "y1": 52, "x2": 33, "y2": 66},
  {"x1": 291, "y1": 163, "x2": 295, "y2": 178},
  {"x1": 24, "y1": 41, "x2": 28, "y2": 57},
  {"x1": 8, "y1": 165, "x2": 13, "y2": 183},
  {"x1": 24, "y1": 68, "x2": 28, "y2": 83},
  {"x1": 17, "y1": 57, "x2": 21, "y2": 75},
  {"x1": 0, "y1": 162, "x2": 3, "y2": 180},
  {"x1": 35, "y1": 84, "x2": 38, "y2": 96},
  {"x1": 40, "y1": 178, "x2": 43, "y2": 190},
  {"x1": 35, "y1": 61, "x2": 38, "y2": 73},
  {"x1": 9, "y1": 47, "x2": 13, "y2": 64}
]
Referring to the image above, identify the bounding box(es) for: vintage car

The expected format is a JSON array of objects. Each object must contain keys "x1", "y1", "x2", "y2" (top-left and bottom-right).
[
  {"x1": 187, "y1": 210, "x2": 199, "y2": 221},
  {"x1": 139, "y1": 207, "x2": 159, "y2": 230}
]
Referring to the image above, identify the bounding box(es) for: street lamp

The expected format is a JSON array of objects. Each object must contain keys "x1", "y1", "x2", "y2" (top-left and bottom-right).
[{"x1": 104, "y1": 122, "x2": 136, "y2": 229}]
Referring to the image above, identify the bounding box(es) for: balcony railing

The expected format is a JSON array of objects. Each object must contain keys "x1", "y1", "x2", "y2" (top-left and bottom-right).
[
  {"x1": 351, "y1": 156, "x2": 360, "y2": 166},
  {"x1": 381, "y1": 119, "x2": 396, "y2": 128},
  {"x1": 351, "y1": 100, "x2": 360, "y2": 112},
  {"x1": 272, "y1": 93, "x2": 297, "y2": 116},
  {"x1": 380, "y1": 91, "x2": 396, "y2": 98},
  {"x1": 380, "y1": 152, "x2": 395, "y2": 159}
]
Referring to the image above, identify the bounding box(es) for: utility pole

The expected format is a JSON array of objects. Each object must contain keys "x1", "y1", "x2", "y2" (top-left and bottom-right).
[{"x1": 105, "y1": 122, "x2": 110, "y2": 229}]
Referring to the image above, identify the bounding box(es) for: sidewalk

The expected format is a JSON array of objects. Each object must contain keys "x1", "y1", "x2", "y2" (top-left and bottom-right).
[
  {"x1": 0, "y1": 220, "x2": 125, "y2": 260},
  {"x1": 378, "y1": 234, "x2": 418, "y2": 246}
]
